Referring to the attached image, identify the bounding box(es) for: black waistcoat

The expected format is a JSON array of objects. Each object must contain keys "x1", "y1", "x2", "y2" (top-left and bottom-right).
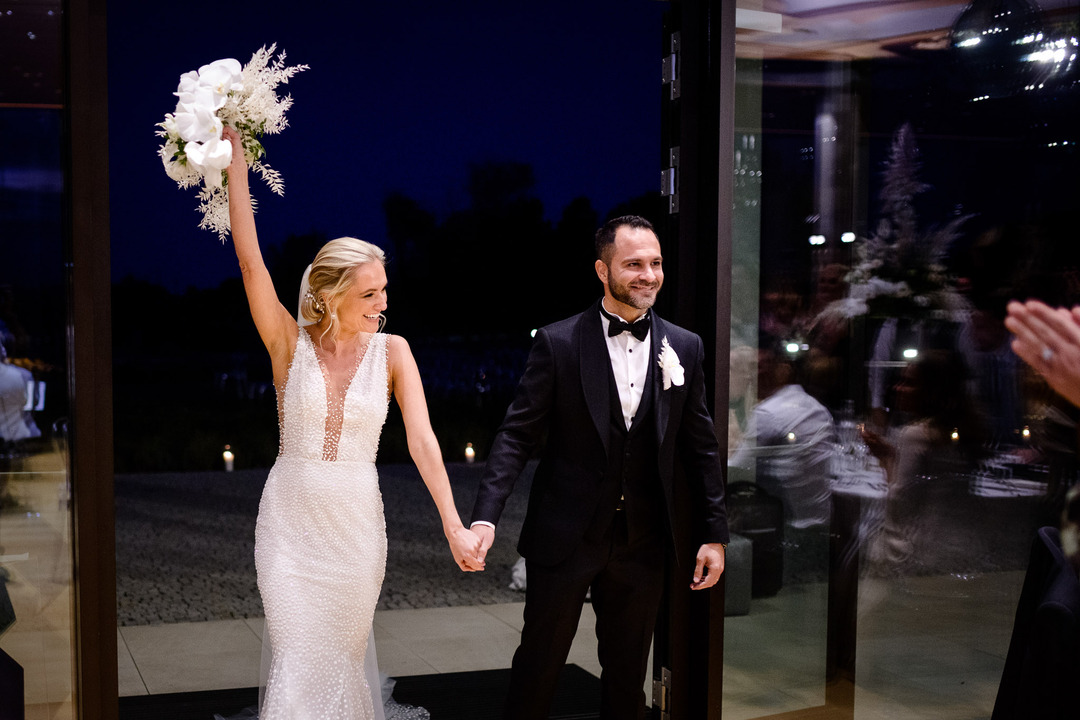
[{"x1": 588, "y1": 348, "x2": 664, "y2": 544}]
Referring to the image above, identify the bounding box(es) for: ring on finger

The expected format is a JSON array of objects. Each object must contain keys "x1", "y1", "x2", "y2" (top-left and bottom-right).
[{"x1": 1042, "y1": 346, "x2": 1054, "y2": 362}]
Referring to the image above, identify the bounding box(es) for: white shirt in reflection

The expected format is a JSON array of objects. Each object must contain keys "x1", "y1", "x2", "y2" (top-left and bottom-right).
[{"x1": 728, "y1": 383, "x2": 835, "y2": 528}]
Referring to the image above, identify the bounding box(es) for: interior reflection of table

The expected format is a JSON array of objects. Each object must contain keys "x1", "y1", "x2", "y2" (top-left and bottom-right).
[{"x1": 827, "y1": 459, "x2": 887, "y2": 688}]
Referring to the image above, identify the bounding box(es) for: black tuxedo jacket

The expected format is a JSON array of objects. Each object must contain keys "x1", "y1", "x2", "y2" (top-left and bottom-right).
[{"x1": 473, "y1": 302, "x2": 729, "y2": 567}]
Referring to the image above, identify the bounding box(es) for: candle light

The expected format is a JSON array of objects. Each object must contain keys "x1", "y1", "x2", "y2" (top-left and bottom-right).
[
  {"x1": 223, "y1": 445, "x2": 235, "y2": 472},
  {"x1": 464, "y1": 443, "x2": 475, "y2": 463}
]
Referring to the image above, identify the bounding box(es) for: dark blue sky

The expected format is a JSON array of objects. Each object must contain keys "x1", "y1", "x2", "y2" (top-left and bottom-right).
[{"x1": 108, "y1": 1, "x2": 667, "y2": 292}]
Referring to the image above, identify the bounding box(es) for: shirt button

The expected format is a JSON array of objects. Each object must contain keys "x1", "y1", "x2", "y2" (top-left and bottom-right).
[{"x1": 630, "y1": 383, "x2": 634, "y2": 387}]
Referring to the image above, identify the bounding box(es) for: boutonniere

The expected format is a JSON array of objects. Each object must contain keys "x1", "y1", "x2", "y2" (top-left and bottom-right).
[{"x1": 658, "y1": 336, "x2": 685, "y2": 390}]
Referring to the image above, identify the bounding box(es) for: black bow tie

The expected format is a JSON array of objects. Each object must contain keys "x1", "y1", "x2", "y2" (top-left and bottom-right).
[{"x1": 601, "y1": 305, "x2": 651, "y2": 342}]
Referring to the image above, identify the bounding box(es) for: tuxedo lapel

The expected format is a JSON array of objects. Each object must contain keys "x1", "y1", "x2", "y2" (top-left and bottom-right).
[
  {"x1": 579, "y1": 304, "x2": 611, "y2": 457},
  {"x1": 651, "y1": 316, "x2": 671, "y2": 447}
]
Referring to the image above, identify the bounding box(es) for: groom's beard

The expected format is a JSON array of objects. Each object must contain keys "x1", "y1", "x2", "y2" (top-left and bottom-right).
[{"x1": 608, "y1": 273, "x2": 661, "y2": 310}]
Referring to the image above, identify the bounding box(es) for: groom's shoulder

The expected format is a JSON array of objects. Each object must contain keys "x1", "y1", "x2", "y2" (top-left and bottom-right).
[
  {"x1": 538, "y1": 307, "x2": 593, "y2": 338},
  {"x1": 655, "y1": 315, "x2": 702, "y2": 345}
]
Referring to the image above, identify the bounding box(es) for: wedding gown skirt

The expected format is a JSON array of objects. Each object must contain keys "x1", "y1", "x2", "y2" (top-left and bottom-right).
[
  {"x1": 256, "y1": 457, "x2": 386, "y2": 718},
  {"x1": 256, "y1": 328, "x2": 390, "y2": 720}
]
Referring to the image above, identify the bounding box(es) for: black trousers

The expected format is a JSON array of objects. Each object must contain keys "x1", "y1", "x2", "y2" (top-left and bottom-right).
[{"x1": 504, "y1": 514, "x2": 665, "y2": 720}]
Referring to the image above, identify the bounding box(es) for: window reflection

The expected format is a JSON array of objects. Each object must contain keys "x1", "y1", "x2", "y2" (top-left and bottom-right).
[
  {"x1": 726, "y1": 0, "x2": 1078, "y2": 717},
  {"x1": 1, "y1": 1, "x2": 74, "y2": 704}
]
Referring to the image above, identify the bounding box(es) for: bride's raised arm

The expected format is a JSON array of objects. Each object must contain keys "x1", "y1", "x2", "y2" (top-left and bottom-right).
[{"x1": 224, "y1": 127, "x2": 297, "y2": 372}]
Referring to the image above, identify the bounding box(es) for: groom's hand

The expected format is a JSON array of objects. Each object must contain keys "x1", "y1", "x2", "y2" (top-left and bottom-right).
[
  {"x1": 472, "y1": 524, "x2": 496, "y2": 564},
  {"x1": 690, "y1": 542, "x2": 726, "y2": 590}
]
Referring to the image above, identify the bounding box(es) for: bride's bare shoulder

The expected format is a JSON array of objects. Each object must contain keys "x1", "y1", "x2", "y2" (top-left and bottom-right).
[{"x1": 384, "y1": 332, "x2": 408, "y2": 360}]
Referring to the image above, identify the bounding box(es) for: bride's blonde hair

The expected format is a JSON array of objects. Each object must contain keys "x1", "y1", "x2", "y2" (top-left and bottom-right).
[{"x1": 300, "y1": 237, "x2": 386, "y2": 341}]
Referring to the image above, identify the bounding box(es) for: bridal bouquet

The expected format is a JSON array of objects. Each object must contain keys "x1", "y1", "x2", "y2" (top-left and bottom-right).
[{"x1": 156, "y1": 44, "x2": 308, "y2": 240}]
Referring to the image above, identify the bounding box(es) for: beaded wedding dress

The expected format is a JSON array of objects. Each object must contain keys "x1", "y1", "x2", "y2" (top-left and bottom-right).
[{"x1": 256, "y1": 327, "x2": 391, "y2": 720}]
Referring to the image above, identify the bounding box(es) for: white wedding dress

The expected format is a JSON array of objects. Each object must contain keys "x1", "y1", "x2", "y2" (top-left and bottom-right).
[{"x1": 255, "y1": 327, "x2": 390, "y2": 719}]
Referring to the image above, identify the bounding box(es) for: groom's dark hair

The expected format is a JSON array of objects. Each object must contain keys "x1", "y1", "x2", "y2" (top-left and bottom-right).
[{"x1": 595, "y1": 215, "x2": 656, "y2": 264}]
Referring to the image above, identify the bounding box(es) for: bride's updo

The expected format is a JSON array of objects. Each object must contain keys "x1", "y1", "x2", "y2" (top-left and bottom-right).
[{"x1": 300, "y1": 237, "x2": 386, "y2": 339}]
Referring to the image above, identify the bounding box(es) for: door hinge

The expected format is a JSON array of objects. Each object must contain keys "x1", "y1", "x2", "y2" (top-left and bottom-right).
[
  {"x1": 662, "y1": 31, "x2": 681, "y2": 100},
  {"x1": 652, "y1": 666, "x2": 672, "y2": 719},
  {"x1": 661, "y1": 146, "x2": 680, "y2": 214}
]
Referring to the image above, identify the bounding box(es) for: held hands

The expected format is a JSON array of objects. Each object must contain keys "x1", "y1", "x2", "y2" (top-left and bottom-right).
[
  {"x1": 446, "y1": 526, "x2": 486, "y2": 572},
  {"x1": 471, "y1": 523, "x2": 496, "y2": 566},
  {"x1": 691, "y1": 542, "x2": 725, "y2": 590}
]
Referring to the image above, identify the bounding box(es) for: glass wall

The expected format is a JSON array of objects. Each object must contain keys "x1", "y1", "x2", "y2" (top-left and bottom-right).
[
  {"x1": 722, "y1": 0, "x2": 1078, "y2": 717},
  {"x1": 1, "y1": 2, "x2": 77, "y2": 718}
]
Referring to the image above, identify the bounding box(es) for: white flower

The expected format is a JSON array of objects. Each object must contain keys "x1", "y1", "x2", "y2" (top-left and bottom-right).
[
  {"x1": 184, "y1": 136, "x2": 232, "y2": 187},
  {"x1": 849, "y1": 277, "x2": 910, "y2": 301},
  {"x1": 197, "y1": 58, "x2": 243, "y2": 105},
  {"x1": 658, "y1": 337, "x2": 685, "y2": 390},
  {"x1": 173, "y1": 104, "x2": 222, "y2": 144},
  {"x1": 173, "y1": 70, "x2": 200, "y2": 104},
  {"x1": 822, "y1": 297, "x2": 870, "y2": 319},
  {"x1": 159, "y1": 113, "x2": 178, "y2": 138}
]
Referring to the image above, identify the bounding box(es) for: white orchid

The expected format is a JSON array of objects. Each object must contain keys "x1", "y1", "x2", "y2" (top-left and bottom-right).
[
  {"x1": 184, "y1": 136, "x2": 233, "y2": 187},
  {"x1": 197, "y1": 58, "x2": 243, "y2": 106},
  {"x1": 658, "y1": 337, "x2": 685, "y2": 390},
  {"x1": 173, "y1": 104, "x2": 222, "y2": 144},
  {"x1": 156, "y1": 44, "x2": 308, "y2": 240},
  {"x1": 173, "y1": 70, "x2": 200, "y2": 105}
]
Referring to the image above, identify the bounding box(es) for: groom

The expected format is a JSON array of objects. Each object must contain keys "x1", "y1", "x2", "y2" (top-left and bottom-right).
[{"x1": 471, "y1": 215, "x2": 729, "y2": 720}]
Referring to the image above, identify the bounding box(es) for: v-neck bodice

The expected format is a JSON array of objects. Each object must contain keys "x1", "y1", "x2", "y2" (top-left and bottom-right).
[{"x1": 277, "y1": 328, "x2": 390, "y2": 463}]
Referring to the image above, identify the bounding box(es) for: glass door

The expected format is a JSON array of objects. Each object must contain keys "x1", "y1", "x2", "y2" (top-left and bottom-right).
[
  {"x1": 723, "y1": 1, "x2": 1079, "y2": 717},
  {"x1": 1, "y1": 2, "x2": 77, "y2": 714}
]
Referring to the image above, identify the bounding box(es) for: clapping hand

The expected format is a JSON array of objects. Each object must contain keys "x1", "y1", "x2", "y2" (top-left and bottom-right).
[
  {"x1": 1006, "y1": 300, "x2": 1080, "y2": 409},
  {"x1": 447, "y1": 526, "x2": 485, "y2": 572}
]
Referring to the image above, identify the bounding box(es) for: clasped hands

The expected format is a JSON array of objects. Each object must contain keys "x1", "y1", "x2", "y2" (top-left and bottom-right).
[{"x1": 447, "y1": 526, "x2": 486, "y2": 572}]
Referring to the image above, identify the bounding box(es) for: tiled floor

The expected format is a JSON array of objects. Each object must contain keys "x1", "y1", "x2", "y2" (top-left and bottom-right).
[
  {"x1": 116, "y1": 602, "x2": 605, "y2": 696},
  {"x1": 6, "y1": 571, "x2": 1021, "y2": 718},
  {"x1": 1, "y1": 447, "x2": 75, "y2": 720},
  {"x1": 112, "y1": 571, "x2": 1020, "y2": 719}
]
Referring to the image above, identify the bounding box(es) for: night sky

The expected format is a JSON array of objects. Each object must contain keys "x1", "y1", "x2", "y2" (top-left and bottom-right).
[{"x1": 108, "y1": 1, "x2": 668, "y2": 292}]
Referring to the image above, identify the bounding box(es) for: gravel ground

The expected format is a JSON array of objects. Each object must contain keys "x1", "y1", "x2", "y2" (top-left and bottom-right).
[
  {"x1": 114, "y1": 459, "x2": 1042, "y2": 626},
  {"x1": 115, "y1": 462, "x2": 534, "y2": 626}
]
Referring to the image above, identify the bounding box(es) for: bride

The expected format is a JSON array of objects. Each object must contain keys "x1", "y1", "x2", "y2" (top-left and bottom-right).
[{"x1": 222, "y1": 127, "x2": 485, "y2": 719}]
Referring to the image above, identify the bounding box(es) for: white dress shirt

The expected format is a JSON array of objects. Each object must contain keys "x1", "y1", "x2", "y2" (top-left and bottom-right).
[{"x1": 599, "y1": 301, "x2": 651, "y2": 430}]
